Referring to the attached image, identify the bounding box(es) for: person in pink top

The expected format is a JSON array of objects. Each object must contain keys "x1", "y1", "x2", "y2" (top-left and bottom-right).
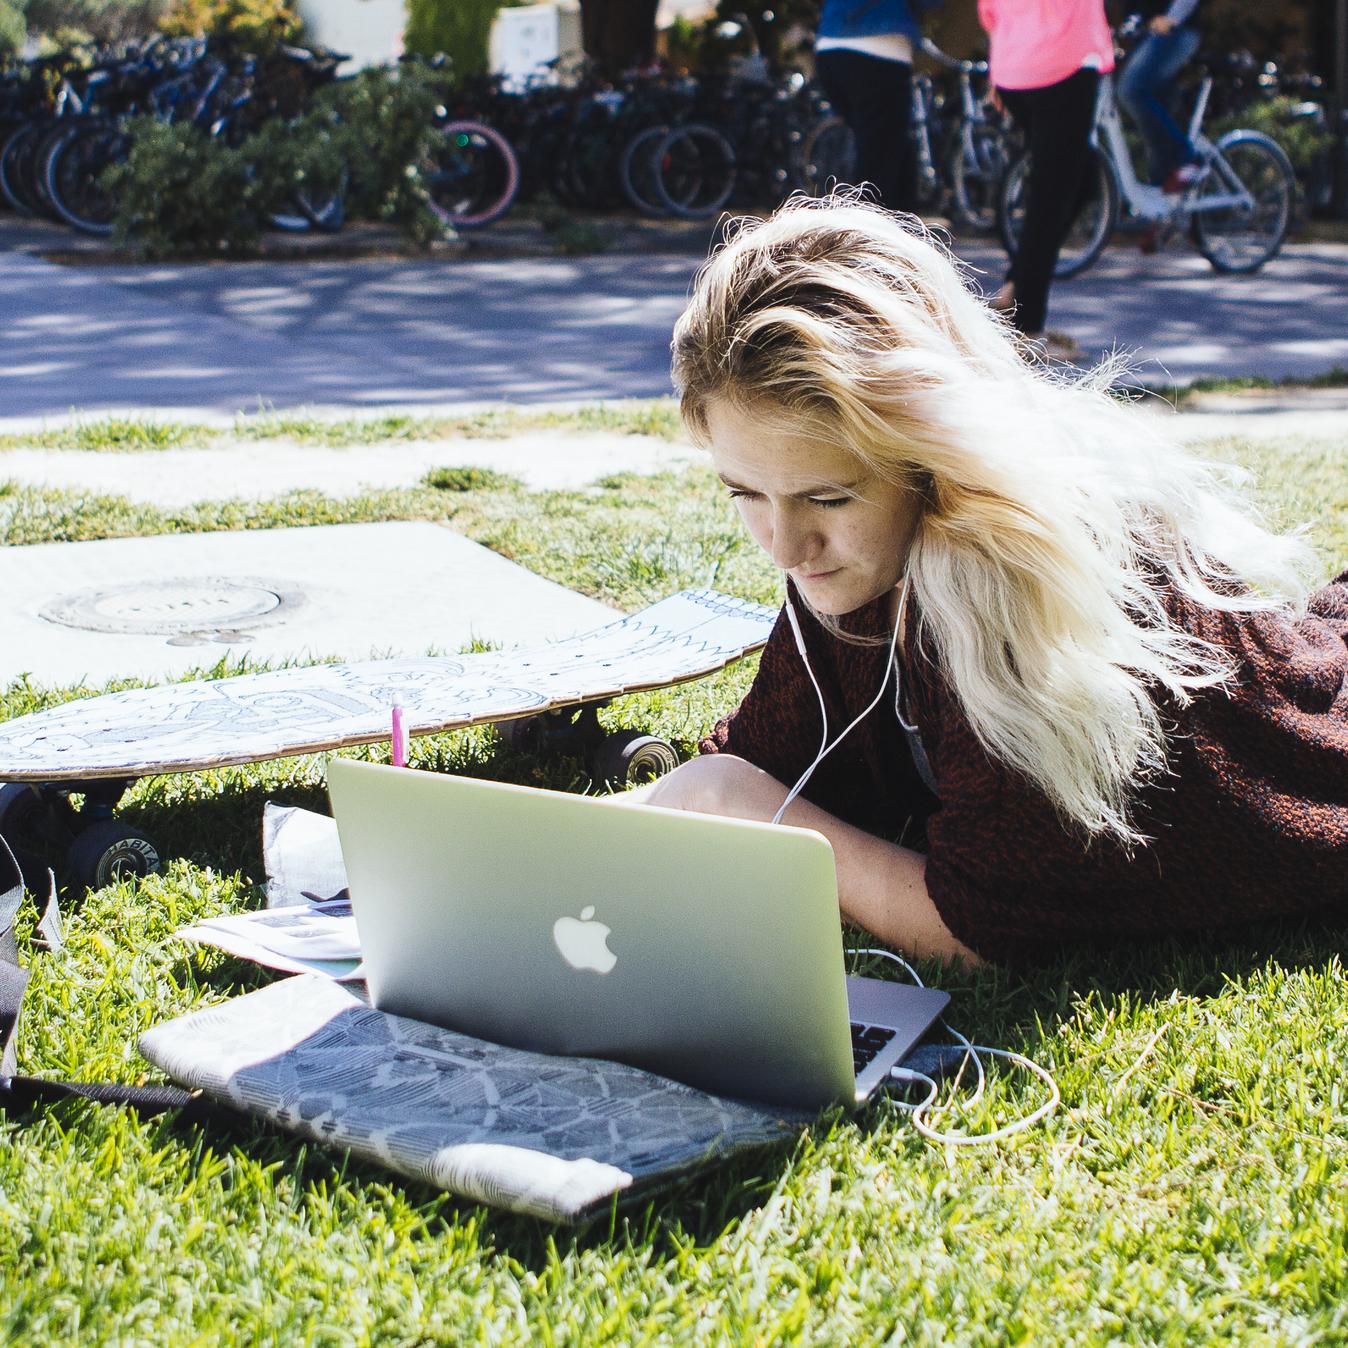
[{"x1": 978, "y1": 0, "x2": 1113, "y2": 356}]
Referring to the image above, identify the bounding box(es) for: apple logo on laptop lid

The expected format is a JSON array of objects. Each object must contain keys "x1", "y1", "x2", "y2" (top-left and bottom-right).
[{"x1": 552, "y1": 906, "x2": 617, "y2": 974}]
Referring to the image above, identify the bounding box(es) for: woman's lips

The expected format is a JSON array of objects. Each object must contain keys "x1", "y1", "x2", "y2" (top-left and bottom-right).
[{"x1": 798, "y1": 569, "x2": 839, "y2": 581}]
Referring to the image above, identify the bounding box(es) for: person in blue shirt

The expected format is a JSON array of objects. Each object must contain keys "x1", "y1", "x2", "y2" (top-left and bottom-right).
[
  {"x1": 1117, "y1": 1, "x2": 1203, "y2": 191},
  {"x1": 814, "y1": 1, "x2": 943, "y2": 213}
]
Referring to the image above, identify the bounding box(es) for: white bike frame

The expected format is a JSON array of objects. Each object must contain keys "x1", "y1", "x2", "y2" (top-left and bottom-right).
[{"x1": 1092, "y1": 72, "x2": 1255, "y2": 223}]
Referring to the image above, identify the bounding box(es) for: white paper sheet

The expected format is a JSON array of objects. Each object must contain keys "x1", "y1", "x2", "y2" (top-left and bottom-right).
[{"x1": 178, "y1": 901, "x2": 364, "y2": 982}]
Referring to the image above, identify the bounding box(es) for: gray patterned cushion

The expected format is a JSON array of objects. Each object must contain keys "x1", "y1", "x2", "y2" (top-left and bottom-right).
[{"x1": 139, "y1": 975, "x2": 802, "y2": 1223}]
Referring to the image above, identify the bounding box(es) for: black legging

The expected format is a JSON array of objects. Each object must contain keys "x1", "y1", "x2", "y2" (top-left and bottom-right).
[
  {"x1": 999, "y1": 69, "x2": 1100, "y2": 336},
  {"x1": 815, "y1": 48, "x2": 916, "y2": 213}
]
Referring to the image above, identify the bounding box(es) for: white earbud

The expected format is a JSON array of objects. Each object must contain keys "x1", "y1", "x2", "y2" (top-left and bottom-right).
[{"x1": 784, "y1": 595, "x2": 809, "y2": 660}]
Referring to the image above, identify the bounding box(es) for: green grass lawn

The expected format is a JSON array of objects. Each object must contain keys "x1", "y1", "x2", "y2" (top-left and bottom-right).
[{"x1": 2, "y1": 427, "x2": 1347, "y2": 1344}]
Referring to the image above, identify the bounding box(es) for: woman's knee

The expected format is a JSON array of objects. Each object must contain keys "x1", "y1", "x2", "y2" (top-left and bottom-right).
[{"x1": 635, "y1": 753, "x2": 753, "y2": 815}]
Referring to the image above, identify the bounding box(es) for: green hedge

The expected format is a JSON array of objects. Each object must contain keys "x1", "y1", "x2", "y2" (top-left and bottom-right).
[
  {"x1": 1212, "y1": 95, "x2": 1333, "y2": 176},
  {"x1": 105, "y1": 64, "x2": 447, "y2": 259},
  {"x1": 0, "y1": 0, "x2": 24, "y2": 52}
]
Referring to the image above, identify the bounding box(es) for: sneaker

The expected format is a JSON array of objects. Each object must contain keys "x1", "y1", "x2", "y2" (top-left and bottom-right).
[
  {"x1": 1139, "y1": 225, "x2": 1159, "y2": 254},
  {"x1": 1021, "y1": 330, "x2": 1082, "y2": 363},
  {"x1": 1042, "y1": 330, "x2": 1082, "y2": 362},
  {"x1": 1162, "y1": 163, "x2": 1200, "y2": 194}
]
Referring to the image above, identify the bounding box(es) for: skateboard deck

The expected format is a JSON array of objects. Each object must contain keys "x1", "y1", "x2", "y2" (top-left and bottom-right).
[{"x1": 0, "y1": 589, "x2": 777, "y2": 783}]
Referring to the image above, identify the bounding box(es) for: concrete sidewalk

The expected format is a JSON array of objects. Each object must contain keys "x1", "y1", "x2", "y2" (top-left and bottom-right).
[{"x1": 3, "y1": 214, "x2": 1345, "y2": 422}]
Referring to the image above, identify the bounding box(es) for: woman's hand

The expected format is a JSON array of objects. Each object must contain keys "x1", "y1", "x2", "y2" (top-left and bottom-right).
[{"x1": 1148, "y1": 15, "x2": 1176, "y2": 35}]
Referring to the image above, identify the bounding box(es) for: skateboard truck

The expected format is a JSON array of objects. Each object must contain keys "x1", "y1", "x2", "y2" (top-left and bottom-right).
[
  {"x1": 0, "y1": 779, "x2": 162, "y2": 894},
  {"x1": 496, "y1": 702, "x2": 679, "y2": 787}
]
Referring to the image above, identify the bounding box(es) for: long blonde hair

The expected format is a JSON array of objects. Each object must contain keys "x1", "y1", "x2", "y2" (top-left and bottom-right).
[{"x1": 672, "y1": 196, "x2": 1313, "y2": 844}]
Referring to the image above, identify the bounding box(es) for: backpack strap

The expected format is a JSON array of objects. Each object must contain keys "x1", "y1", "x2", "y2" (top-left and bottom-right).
[
  {"x1": 0, "y1": 840, "x2": 29, "y2": 1083},
  {"x1": 0, "y1": 832, "x2": 221, "y2": 1124}
]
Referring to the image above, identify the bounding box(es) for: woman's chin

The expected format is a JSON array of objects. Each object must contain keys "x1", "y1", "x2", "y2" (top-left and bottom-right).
[
  {"x1": 796, "y1": 574, "x2": 885, "y2": 616},
  {"x1": 796, "y1": 580, "x2": 857, "y2": 616}
]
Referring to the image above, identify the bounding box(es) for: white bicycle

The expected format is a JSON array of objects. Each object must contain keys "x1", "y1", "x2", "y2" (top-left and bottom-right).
[{"x1": 998, "y1": 50, "x2": 1297, "y2": 277}]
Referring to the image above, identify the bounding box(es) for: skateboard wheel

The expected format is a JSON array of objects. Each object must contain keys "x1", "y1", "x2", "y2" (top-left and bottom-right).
[
  {"x1": 593, "y1": 731, "x2": 679, "y2": 787},
  {"x1": 499, "y1": 716, "x2": 543, "y2": 753},
  {"x1": 66, "y1": 820, "x2": 162, "y2": 891},
  {"x1": 0, "y1": 783, "x2": 74, "y2": 891}
]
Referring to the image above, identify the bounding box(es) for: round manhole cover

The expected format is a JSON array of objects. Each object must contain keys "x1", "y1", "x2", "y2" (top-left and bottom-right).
[{"x1": 41, "y1": 578, "x2": 304, "y2": 636}]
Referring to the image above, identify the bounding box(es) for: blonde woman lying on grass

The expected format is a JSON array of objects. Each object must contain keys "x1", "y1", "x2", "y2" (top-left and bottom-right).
[{"x1": 633, "y1": 196, "x2": 1348, "y2": 970}]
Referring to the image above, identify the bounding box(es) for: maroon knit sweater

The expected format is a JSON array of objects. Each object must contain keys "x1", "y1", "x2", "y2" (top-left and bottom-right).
[{"x1": 700, "y1": 571, "x2": 1348, "y2": 965}]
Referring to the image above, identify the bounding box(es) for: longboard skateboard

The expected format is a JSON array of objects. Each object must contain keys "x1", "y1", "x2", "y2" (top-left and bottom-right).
[{"x1": 0, "y1": 589, "x2": 777, "y2": 890}]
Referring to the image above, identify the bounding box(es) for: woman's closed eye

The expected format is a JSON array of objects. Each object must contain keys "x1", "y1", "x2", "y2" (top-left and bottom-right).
[{"x1": 726, "y1": 489, "x2": 851, "y2": 510}]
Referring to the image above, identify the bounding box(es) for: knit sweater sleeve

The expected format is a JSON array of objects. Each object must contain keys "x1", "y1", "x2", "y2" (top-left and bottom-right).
[{"x1": 912, "y1": 570, "x2": 1348, "y2": 966}]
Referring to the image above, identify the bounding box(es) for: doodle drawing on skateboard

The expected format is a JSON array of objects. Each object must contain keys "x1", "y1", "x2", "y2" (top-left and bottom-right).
[{"x1": 0, "y1": 590, "x2": 776, "y2": 890}]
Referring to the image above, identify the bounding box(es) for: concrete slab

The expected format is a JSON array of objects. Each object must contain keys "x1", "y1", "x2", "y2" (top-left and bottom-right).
[
  {"x1": 1164, "y1": 412, "x2": 1348, "y2": 444},
  {"x1": 1142, "y1": 404, "x2": 1348, "y2": 445},
  {"x1": 0, "y1": 522, "x2": 619, "y2": 687},
  {"x1": 0, "y1": 432, "x2": 702, "y2": 503},
  {"x1": 0, "y1": 402, "x2": 1340, "y2": 514}
]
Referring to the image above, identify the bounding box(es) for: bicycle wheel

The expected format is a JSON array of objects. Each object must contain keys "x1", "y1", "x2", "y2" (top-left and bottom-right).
[
  {"x1": 946, "y1": 123, "x2": 1009, "y2": 233},
  {"x1": 424, "y1": 120, "x2": 520, "y2": 230},
  {"x1": 30, "y1": 122, "x2": 70, "y2": 219},
  {"x1": 651, "y1": 123, "x2": 736, "y2": 221},
  {"x1": 998, "y1": 148, "x2": 1118, "y2": 279},
  {"x1": 0, "y1": 122, "x2": 42, "y2": 214},
  {"x1": 794, "y1": 114, "x2": 855, "y2": 196},
  {"x1": 297, "y1": 175, "x2": 347, "y2": 233},
  {"x1": 267, "y1": 202, "x2": 313, "y2": 233},
  {"x1": 1191, "y1": 131, "x2": 1295, "y2": 275},
  {"x1": 560, "y1": 121, "x2": 626, "y2": 211},
  {"x1": 620, "y1": 124, "x2": 669, "y2": 217},
  {"x1": 43, "y1": 121, "x2": 129, "y2": 236}
]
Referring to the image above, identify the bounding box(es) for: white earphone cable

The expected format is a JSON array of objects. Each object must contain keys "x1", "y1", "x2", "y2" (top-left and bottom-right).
[
  {"x1": 782, "y1": 580, "x2": 1059, "y2": 1146},
  {"x1": 772, "y1": 574, "x2": 909, "y2": 827},
  {"x1": 846, "y1": 946, "x2": 1060, "y2": 1145}
]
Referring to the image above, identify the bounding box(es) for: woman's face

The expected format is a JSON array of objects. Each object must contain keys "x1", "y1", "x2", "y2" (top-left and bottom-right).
[{"x1": 705, "y1": 397, "x2": 922, "y2": 617}]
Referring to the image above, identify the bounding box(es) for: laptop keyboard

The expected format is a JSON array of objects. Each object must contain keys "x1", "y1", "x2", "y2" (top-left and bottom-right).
[{"x1": 851, "y1": 1021, "x2": 897, "y2": 1074}]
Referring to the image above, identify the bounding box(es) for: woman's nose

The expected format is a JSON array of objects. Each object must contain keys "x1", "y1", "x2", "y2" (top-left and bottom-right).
[{"x1": 768, "y1": 509, "x2": 819, "y2": 571}]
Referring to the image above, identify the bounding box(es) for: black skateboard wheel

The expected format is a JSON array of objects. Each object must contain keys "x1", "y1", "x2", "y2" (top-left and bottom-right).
[
  {"x1": 0, "y1": 783, "x2": 75, "y2": 891},
  {"x1": 593, "y1": 731, "x2": 679, "y2": 787},
  {"x1": 499, "y1": 715, "x2": 544, "y2": 754},
  {"x1": 66, "y1": 820, "x2": 162, "y2": 891}
]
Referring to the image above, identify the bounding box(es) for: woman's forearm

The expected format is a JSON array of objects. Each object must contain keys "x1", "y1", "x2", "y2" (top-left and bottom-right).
[{"x1": 627, "y1": 756, "x2": 981, "y2": 968}]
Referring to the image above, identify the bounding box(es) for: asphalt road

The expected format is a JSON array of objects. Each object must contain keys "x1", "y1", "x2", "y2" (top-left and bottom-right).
[{"x1": 2, "y1": 220, "x2": 1345, "y2": 423}]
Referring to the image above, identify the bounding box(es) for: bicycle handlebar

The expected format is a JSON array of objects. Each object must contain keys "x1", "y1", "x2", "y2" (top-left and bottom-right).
[{"x1": 918, "y1": 38, "x2": 987, "y2": 77}]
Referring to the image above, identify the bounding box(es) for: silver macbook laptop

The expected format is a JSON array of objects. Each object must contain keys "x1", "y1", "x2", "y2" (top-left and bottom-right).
[{"x1": 326, "y1": 757, "x2": 948, "y2": 1112}]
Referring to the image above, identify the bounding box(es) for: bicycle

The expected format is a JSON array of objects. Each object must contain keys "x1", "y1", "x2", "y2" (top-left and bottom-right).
[
  {"x1": 797, "y1": 40, "x2": 1011, "y2": 232},
  {"x1": 919, "y1": 40, "x2": 1011, "y2": 232},
  {"x1": 997, "y1": 33, "x2": 1297, "y2": 277}
]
